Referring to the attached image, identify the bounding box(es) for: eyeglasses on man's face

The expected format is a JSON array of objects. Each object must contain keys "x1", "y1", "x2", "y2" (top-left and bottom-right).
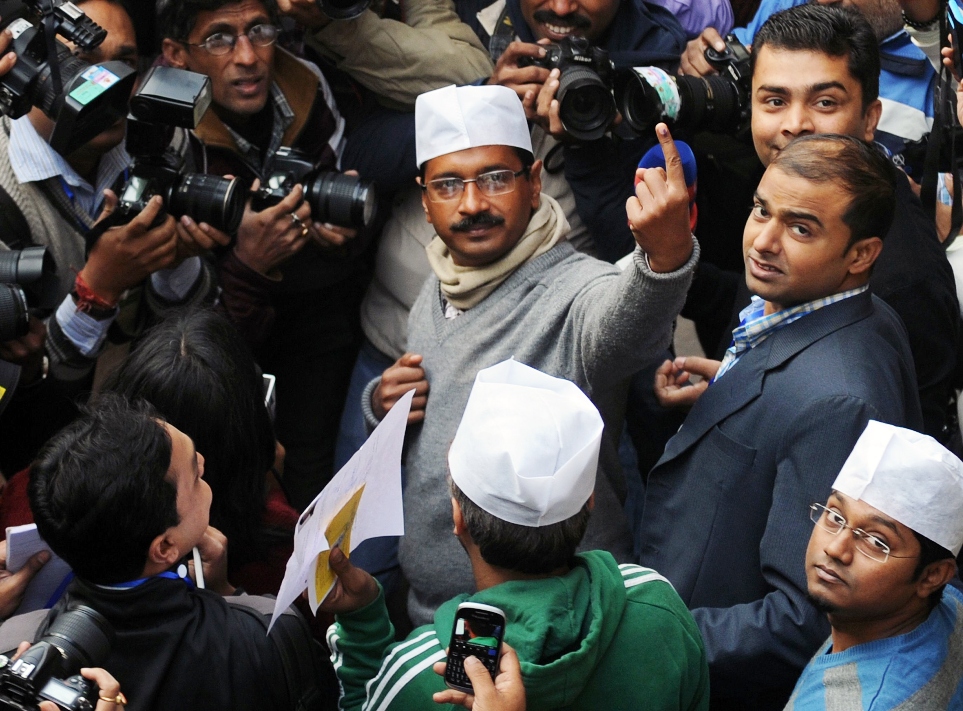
[
  {"x1": 423, "y1": 168, "x2": 528, "y2": 203},
  {"x1": 809, "y1": 503, "x2": 918, "y2": 564},
  {"x1": 185, "y1": 23, "x2": 279, "y2": 56}
]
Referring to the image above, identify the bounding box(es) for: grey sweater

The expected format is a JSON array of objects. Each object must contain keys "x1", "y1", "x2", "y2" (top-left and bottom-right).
[{"x1": 364, "y1": 239, "x2": 699, "y2": 625}]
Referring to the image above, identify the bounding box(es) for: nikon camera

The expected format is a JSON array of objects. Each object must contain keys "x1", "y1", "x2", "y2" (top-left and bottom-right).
[
  {"x1": 0, "y1": 603, "x2": 115, "y2": 711},
  {"x1": 251, "y1": 147, "x2": 377, "y2": 231},
  {"x1": 615, "y1": 33, "x2": 752, "y2": 135},
  {"x1": 518, "y1": 36, "x2": 616, "y2": 142},
  {"x1": 114, "y1": 66, "x2": 246, "y2": 235},
  {"x1": 0, "y1": 246, "x2": 58, "y2": 341},
  {"x1": 0, "y1": 0, "x2": 137, "y2": 155}
]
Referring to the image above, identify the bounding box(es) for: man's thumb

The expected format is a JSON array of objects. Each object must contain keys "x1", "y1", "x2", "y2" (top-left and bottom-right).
[
  {"x1": 9, "y1": 550, "x2": 49, "y2": 586},
  {"x1": 463, "y1": 656, "x2": 493, "y2": 692}
]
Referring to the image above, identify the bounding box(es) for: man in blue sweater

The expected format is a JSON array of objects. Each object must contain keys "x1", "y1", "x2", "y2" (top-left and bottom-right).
[{"x1": 787, "y1": 421, "x2": 963, "y2": 710}]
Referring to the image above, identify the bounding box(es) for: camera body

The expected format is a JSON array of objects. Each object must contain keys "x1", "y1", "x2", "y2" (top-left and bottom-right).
[
  {"x1": 0, "y1": 0, "x2": 137, "y2": 155},
  {"x1": 251, "y1": 147, "x2": 377, "y2": 230},
  {"x1": 0, "y1": 246, "x2": 58, "y2": 341},
  {"x1": 0, "y1": 603, "x2": 114, "y2": 711},
  {"x1": 519, "y1": 36, "x2": 616, "y2": 141},
  {"x1": 315, "y1": 0, "x2": 370, "y2": 20},
  {"x1": 616, "y1": 34, "x2": 752, "y2": 136},
  {"x1": 115, "y1": 67, "x2": 246, "y2": 235}
]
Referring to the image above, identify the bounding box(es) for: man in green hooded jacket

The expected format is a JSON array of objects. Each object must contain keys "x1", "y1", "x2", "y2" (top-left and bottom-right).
[{"x1": 320, "y1": 360, "x2": 709, "y2": 711}]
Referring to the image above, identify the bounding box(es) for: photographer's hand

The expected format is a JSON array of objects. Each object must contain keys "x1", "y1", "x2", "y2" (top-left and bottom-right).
[
  {"x1": 80, "y1": 192, "x2": 179, "y2": 305},
  {"x1": 37, "y1": 667, "x2": 126, "y2": 711},
  {"x1": 0, "y1": 540, "x2": 49, "y2": 619},
  {"x1": 679, "y1": 27, "x2": 726, "y2": 78},
  {"x1": 372, "y1": 353, "x2": 429, "y2": 423},
  {"x1": 0, "y1": 316, "x2": 46, "y2": 385},
  {"x1": 234, "y1": 181, "x2": 312, "y2": 277},
  {"x1": 487, "y1": 41, "x2": 551, "y2": 108},
  {"x1": 0, "y1": 26, "x2": 17, "y2": 76},
  {"x1": 173, "y1": 214, "x2": 232, "y2": 264},
  {"x1": 625, "y1": 124, "x2": 694, "y2": 273},
  {"x1": 276, "y1": 0, "x2": 332, "y2": 30},
  {"x1": 432, "y1": 643, "x2": 527, "y2": 711},
  {"x1": 317, "y1": 546, "x2": 379, "y2": 615}
]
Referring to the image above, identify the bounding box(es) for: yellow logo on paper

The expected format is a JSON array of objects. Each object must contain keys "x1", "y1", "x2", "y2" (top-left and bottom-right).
[{"x1": 314, "y1": 484, "x2": 366, "y2": 599}]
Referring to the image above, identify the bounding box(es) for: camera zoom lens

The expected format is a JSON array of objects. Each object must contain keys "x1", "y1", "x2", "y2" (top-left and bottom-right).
[
  {"x1": 675, "y1": 75, "x2": 741, "y2": 133},
  {"x1": 0, "y1": 285, "x2": 29, "y2": 341},
  {"x1": 41, "y1": 604, "x2": 114, "y2": 672},
  {"x1": 306, "y1": 173, "x2": 377, "y2": 230},
  {"x1": 169, "y1": 174, "x2": 246, "y2": 235},
  {"x1": 556, "y1": 66, "x2": 616, "y2": 142}
]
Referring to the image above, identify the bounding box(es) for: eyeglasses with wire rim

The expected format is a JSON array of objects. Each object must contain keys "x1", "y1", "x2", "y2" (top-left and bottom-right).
[
  {"x1": 422, "y1": 168, "x2": 528, "y2": 203},
  {"x1": 809, "y1": 503, "x2": 919, "y2": 563},
  {"x1": 182, "y1": 23, "x2": 279, "y2": 56}
]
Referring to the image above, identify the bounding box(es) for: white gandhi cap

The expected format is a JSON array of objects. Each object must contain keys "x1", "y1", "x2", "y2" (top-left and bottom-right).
[
  {"x1": 832, "y1": 420, "x2": 963, "y2": 556},
  {"x1": 415, "y1": 84, "x2": 533, "y2": 168},
  {"x1": 448, "y1": 359, "x2": 604, "y2": 527}
]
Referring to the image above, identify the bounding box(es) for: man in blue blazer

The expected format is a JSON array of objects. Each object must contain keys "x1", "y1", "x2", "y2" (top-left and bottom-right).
[{"x1": 637, "y1": 134, "x2": 924, "y2": 710}]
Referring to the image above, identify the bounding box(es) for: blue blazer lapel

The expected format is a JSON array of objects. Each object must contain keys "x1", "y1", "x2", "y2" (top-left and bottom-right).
[{"x1": 657, "y1": 292, "x2": 875, "y2": 466}]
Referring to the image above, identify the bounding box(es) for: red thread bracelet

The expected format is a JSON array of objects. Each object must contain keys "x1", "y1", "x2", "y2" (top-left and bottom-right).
[{"x1": 73, "y1": 272, "x2": 117, "y2": 312}]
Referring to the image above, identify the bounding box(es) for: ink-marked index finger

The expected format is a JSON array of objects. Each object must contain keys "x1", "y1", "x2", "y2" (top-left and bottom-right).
[{"x1": 656, "y1": 123, "x2": 685, "y2": 188}]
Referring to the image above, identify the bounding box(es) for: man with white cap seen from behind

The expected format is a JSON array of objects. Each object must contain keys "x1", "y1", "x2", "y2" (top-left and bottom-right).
[
  {"x1": 362, "y1": 82, "x2": 699, "y2": 626},
  {"x1": 324, "y1": 360, "x2": 709, "y2": 710},
  {"x1": 789, "y1": 420, "x2": 963, "y2": 710}
]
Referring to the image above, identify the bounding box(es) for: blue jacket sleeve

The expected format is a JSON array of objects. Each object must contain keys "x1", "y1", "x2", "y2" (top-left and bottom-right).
[{"x1": 342, "y1": 106, "x2": 419, "y2": 194}]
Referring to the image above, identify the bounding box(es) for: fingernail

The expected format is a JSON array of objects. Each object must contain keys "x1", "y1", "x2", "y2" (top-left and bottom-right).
[
  {"x1": 464, "y1": 656, "x2": 481, "y2": 668},
  {"x1": 323, "y1": 223, "x2": 335, "y2": 230},
  {"x1": 331, "y1": 547, "x2": 343, "y2": 563},
  {"x1": 181, "y1": 215, "x2": 194, "y2": 227},
  {"x1": 539, "y1": 47, "x2": 547, "y2": 56},
  {"x1": 38, "y1": 551, "x2": 50, "y2": 563},
  {"x1": 658, "y1": 125, "x2": 668, "y2": 137}
]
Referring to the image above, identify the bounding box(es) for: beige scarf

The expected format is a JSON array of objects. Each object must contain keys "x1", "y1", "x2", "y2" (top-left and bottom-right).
[{"x1": 425, "y1": 195, "x2": 569, "y2": 310}]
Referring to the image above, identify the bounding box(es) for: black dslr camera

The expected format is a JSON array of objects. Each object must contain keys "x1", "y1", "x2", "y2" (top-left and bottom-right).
[
  {"x1": 616, "y1": 33, "x2": 752, "y2": 135},
  {"x1": 519, "y1": 36, "x2": 616, "y2": 142},
  {"x1": 0, "y1": 246, "x2": 58, "y2": 341},
  {"x1": 0, "y1": 603, "x2": 114, "y2": 711},
  {"x1": 0, "y1": 0, "x2": 137, "y2": 155},
  {"x1": 114, "y1": 66, "x2": 246, "y2": 235},
  {"x1": 251, "y1": 147, "x2": 377, "y2": 231}
]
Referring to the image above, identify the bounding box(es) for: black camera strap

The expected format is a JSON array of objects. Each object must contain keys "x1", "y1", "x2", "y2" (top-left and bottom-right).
[{"x1": 41, "y1": 2, "x2": 63, "y2": 99}]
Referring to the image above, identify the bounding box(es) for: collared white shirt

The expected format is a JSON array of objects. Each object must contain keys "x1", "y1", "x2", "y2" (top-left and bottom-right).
[{"x1": 8, "y1": 115, "x2": 130, "y2": 221}]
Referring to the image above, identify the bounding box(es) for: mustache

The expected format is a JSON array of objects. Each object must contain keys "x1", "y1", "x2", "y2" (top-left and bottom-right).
[
  {"x1": 532, "y1": 9, "x2": 591, "y2": 29},
  {"x1": 450, "y1": 213, "x2": 506, "y2": 232}
]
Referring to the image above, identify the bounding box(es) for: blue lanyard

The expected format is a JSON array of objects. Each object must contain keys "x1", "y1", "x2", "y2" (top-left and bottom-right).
[{"x1": 110, "y1": 569, "x2": 196, "y2": 590}]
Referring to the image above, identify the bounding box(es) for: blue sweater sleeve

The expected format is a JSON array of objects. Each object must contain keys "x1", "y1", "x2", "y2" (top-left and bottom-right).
[{"x1": 342, "y1": 107, "x2": 419, "y2": 194}]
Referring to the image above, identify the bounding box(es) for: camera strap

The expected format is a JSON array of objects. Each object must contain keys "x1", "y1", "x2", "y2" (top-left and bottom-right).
[
  {"x1": 41, "y1": 4, "x2": 63, "y2": 100},
  {"x1": 488, "y1": 4, "x2": 516, "y2": 63}
]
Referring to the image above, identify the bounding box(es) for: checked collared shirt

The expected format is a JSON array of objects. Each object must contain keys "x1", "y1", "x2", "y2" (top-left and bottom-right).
[{"x1": 713, "y1": 285, "x2": 869, "y2": 382}]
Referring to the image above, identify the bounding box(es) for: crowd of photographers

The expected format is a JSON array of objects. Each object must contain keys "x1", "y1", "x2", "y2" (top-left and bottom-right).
[{"x1": 0, "y1": 0, "x2": 960, "y2": 708}]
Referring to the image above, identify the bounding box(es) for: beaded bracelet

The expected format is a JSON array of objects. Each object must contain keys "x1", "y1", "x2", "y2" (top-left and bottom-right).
[{"x1": 902, "y1": 9, "x2": 941, "y2": 31}]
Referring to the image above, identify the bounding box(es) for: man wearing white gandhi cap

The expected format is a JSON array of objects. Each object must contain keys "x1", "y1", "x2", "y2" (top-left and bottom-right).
[
  {"x1": 360, "y1": 83, "x2": 700, "y2": 625},
  {"x1": 787, "y1": 420, "x2": 963, "y2": 710},
  {"x1": 323, "y1": 360, "x2": 709, "y2": 710}
]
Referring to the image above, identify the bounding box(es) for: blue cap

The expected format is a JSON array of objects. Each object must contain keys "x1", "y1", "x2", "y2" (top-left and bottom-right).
[{"x1": 639, "y1": 140, "x2": 697, "y2": 187}]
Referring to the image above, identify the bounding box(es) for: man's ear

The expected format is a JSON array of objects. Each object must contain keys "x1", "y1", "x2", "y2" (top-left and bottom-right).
[
  {"x1": 451, "y1": 497, "x2": 466, "y2": 536},
  {"x1": 862, "y1": 99, "x2": 883, "y2": 142},
  {"x1": 162, "y1": 38, "x2": 189, "y2": 70},
  {"x1": 419, "y1": 178, "x2": 433, "y2": 223},
  {"x1": 847, "y1": 236, "x2": 883, "y2": 276},
  {"x1": 915, "y1": 559, "x2": 957, "y2": 600},
  {"x1": 529, "y1": 159, "x2": 543, "y2": 210},
  {"x1": 146, "y1": 527, "x2": 185, "y2": 573}
]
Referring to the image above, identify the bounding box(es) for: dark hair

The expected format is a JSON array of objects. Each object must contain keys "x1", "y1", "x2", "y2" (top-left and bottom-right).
[
  {"x1": 29, "y1": 395, "x2": 180, "y2": 585},
  {"x1": 912, "y1": 531, "x2": 956, "y2": 608},
  {"x1": 419, "y1": 146, "x2": 535, "y2": 182},
  {"x1": 450, "y1": 480, "x2": 590, "y2": 575},
  {"x1": 752, "y1": 4, "x2": 881, "y2": 111},
  {"x1": 770, "y1": 134, "x2": 896, "y2": 249},
  {"x1": 157, "y1": 0, "x2": 279, "y2": 42},
  {"x1": 105, "y1": 309, "x2": 276, "y2": 566}
]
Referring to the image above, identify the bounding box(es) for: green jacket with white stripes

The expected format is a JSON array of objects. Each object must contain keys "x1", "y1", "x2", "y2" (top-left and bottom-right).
[{"x1": 327, "y1": 549, "x2": 710, "y2": 711}]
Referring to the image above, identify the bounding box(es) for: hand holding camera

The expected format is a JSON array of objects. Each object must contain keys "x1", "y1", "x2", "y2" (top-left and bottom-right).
[
  {"x1": 80, "y1": 193, "x2": 178, "y2": 306},
  {"x1": 487, "y1": 41, "x2": 552, "y2": 106},
  {"x1": 679, "y1": 27, "x2": 729, "y2": 78},
  {"x1": 234, "y1": 182, "x2": 312, "y2": 277}
]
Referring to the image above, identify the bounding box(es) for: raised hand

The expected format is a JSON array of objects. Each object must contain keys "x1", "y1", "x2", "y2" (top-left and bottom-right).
[
  {"x1": 488, "y1": 41, "x2": 551, "y2": 106},
  {"x1": 317, "y1": 546, "x2": 379, "y2": 615},
  {"x1": 679, "y1": 28, "x2": 726, "y2": 78},
  {"x1": 626, "y1": 123, "x2": 694, "y2": 273}
]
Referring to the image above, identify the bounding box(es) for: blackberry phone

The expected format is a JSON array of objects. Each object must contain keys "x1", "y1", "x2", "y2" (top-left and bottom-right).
[{"x1": 444, "y1": 602, "x2": 506, "y2": 693}]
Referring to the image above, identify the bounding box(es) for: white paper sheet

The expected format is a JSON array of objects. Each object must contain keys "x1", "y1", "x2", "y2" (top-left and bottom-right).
[
  {"x1": 269, "y1": 389, "x2": 412, "y2": 631},
  {"x1": 5, "y1": 523, "x2": 73, "y2": 614}
]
